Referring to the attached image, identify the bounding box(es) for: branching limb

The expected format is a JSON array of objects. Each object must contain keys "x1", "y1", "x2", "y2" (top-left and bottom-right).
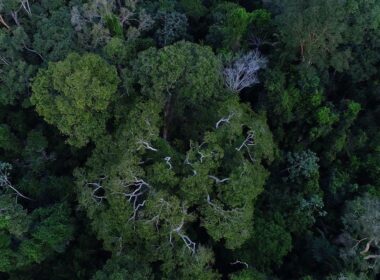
[
  {"x1": 20, "y1": 0, "x2": 32, "y2": 15},
  {"x1": 117, "y1": 178, "x2": 151, "y2": 221},
  {"x1": 86, "y1": 182, "x2": 106, "y2": 204},
  {"x1": 170, "y1": 218, "x2": 196, "y2": 254},
  {"x1": 215, "y1": 112, "x2": 235, "y2": 129},
  {"x1": 0, "y1": 167, "x2": 32, "y2": 200},
  {"x1": 208, "y1": 175, "x2": 230, "y2": 184},
  {"x1": 23, "y1": 44, "x2": 44, "y2": 61},
  {"x1": 137, "y1": 140, "x2": 158, "y2": 151},
  {"x1": 236, "y1": 131, "x2": 255, "y2": 151}
]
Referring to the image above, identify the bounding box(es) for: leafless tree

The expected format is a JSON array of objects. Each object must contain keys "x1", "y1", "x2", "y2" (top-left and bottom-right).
[{"x1": 223, "y1": 50, "x2": 267, "y2": 93}]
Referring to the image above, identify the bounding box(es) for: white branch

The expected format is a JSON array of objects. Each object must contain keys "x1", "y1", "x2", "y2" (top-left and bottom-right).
[
  {"x1": 216, "y1": 112, "x2": 235, "y2": 129},
  {"x1": 137, "y1": 140, "x2": 158, "y2": 151},
  {"x1": 208, "y1": 175, "x2": 230, "y2": 184},
  {"x1": 116, "y1": 178, "x2": 151, "y2": 221},
  {"x1": 164, "y1": 156, "x2": 172, "y2": 170},
  {"x1": 169, "y1": 213, "x2": 196, "y2": 254},
  {"x1": 231, "y1": 260, "x2": 249, "y2": 268},
  {"x1": 0, "y1": 168, "x2": 32, "y2": 200},
  {"x1": 87, "y1": 182, "x2": 106, "y2": 204},
  {"x1": 20, "y1": 0, "x2": 32, "y2": 15}
]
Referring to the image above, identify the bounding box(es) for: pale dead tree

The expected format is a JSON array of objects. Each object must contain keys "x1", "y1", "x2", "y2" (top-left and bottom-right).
[
  {"x1": 0, "y1": 162, "x2": 31, "y2": 200},
  {"x1": 208, "y1": 175, "x2": 230, "y2": 184},
  {"x1": 137, "y1": 140, "x2": 158, "y2": 152},
  {"x1": 215, "y1": 112, "x2": 235, "y2": 129},
  {"x1": 231, "y1": 260, "x2": 249, "y2": 268},
  {"x1": 164, "y1": 156, "x2": 172, "y2": 170},
  {"x1": 223, "y1": 50, "x2": 267, "y2": 93},
  {"x1": 169, "y1": 217, "x2": 196, "y2": 254}
]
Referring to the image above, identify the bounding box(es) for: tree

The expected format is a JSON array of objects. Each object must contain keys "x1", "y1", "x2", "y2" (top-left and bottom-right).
[
  {"x1": 154, "y1": 11, "x2": 188, "y2": 47},
  {"x1": 75, "y1": 42, "x2": 275, "y2": 277},
  {"x1": 223, "y1": 50, "x2": 267, "y2": 93},
  {"x1": 31, "y1": 53, "x2": 120, "y2": 147},
  {"x1": 131, "y1": 41, "x2": 225, "y2": 140},
  {"x1": 0, "y1": 27, "x2": 36, "y2": 105},
  {"x1": 274, "y1": 0, "x2": 350, "y2": 71},
  {"x1": 32, "y1": 6, "x2": 76, "y2": 61},
  {"x1": 206, "y1": 2, "x2": 255, "y2": 51}
]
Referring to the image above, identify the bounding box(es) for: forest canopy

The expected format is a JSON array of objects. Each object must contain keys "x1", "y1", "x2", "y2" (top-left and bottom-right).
[{"x1": 0, "y1": 0, "x2": 380, "y2": 279}]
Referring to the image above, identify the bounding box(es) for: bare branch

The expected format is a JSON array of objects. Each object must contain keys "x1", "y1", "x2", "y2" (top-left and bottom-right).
[
  {"x1": 0, "y1": 15, "x2": 10, "y2": 29},
  {"x1": 164, "y1": 156, "x2": 172, "y2": 170},
  {"x1": 360, "y1": 239, "x2": 374, "y2": 255},
  {"x1": 10, "y1": 11, "x2": 20, "y2": 26},
  {"x1": 236, "y1": 131, "x2": 255, "y2": 152},
  {"x1": 115, "y1": 178, "x2": 151, "y2": 221},
  {"x1": 137, "y1": 140, "x2": 158, "y2": 152},
  {"x1": 86, "y1": 182, "x2": 106, "y2": 204},
  {"x1": 20, "y1": 0, "x2": 32, "y2": 15},
  {"x1": 215, "y1": 112, "x2": 235, "y2": 129},
  {"x1": 0, "y1": 167, "x2": 32, "y2": 200},
  {"x1": 23, "y1": 44, "x2": 44, "y2": 61},
  {"x1": 208, "y1": 175, "x2": 230, "y2": 184},
  {"x1": 364, "y1": 254, "x2": 380, "y2": 260},
  {"x1": 170, "y1": 217, "x2": 196, "y2": 254},
  {"x1": 231, "y1": 260, "x2": 249, "y2": 268},
  {"x1": 0, "y1": 55, "x2": 10, "y2": 66}
]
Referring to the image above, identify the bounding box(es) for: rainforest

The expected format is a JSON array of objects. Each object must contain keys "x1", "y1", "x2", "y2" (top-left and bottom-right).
[{"x1": 0, "y1": 0, "x2": 380, "y2": 279}]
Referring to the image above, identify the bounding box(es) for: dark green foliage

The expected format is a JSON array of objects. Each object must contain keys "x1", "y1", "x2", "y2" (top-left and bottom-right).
[{"x1": 154, "y1": 11, "x2": 189, "y2": 46}]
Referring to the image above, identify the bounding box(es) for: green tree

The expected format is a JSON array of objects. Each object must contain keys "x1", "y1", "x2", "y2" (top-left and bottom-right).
[
  {"x1": 31, "y1": 53, "x2": 120, "y2": 147},
  {"x1": 76, "y1": 42, "x2": 275, "y2": 277}
]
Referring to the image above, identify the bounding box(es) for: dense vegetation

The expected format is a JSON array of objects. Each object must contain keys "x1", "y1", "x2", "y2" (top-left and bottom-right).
[{"x1": 0, "y1": 0, "x2": 379, "y2": 279}]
